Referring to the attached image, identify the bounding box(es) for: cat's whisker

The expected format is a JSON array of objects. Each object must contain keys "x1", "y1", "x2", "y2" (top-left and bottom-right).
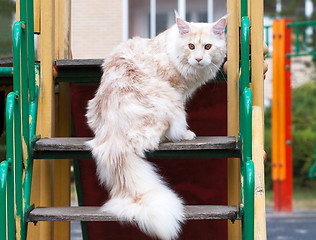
[{"x1": 209, "y1": 62, "x2": 227, "y2": 83}]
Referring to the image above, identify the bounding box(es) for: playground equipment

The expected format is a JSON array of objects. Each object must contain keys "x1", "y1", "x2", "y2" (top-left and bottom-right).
[
  {"x1": 265, "y1": 19, "x2": 316, "y2": 212},
  {"x1": 0, "y1": 0, "x2": 266, "y2": 239},
  {"x1": 309, "y1": 126, "x2": 316, "y2": 179}
]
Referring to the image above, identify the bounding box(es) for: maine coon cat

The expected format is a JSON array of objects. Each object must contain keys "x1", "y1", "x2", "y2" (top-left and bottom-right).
[{"x1": 86, "y1": 13, "x2": 227, "y2": 240}]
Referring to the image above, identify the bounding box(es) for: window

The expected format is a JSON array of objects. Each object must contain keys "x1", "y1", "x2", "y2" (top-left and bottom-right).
[{"x1": 125, "y1": 0, "x2": 225, "y2": 40}]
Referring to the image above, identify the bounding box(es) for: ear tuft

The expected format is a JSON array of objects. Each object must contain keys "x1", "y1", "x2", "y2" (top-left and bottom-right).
[
  {"x1": 175, "y1": 10, "x2": 190, "y2": 36},
  {"x1": 212, "y1": 14, "x2": 229, "y2": 36}
]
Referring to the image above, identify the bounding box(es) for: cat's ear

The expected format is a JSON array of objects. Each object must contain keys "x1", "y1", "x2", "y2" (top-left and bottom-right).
[
  {"x1": 175, "y1": 10, "x2": 191, "y2": 36},
  {"x1": 212, "y1": 14, "x2": 229, "y2": 36}
]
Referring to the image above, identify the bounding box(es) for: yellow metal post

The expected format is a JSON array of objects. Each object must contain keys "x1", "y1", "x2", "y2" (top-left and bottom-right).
[
  {"x1": 53, "y1": 1, "x2": 73, "y2": 238},
  {"x1": 54, "y1": 84, "x2": 71, "y2": 240},
  {"x1": 250, "y1": 0, "x2": 266, "y2": 238},
  {"x1": 253, "y1": 107, "x2": 266, "y2": 240},
  {"x1": 227, "y1": 0, "x2": 241, "y2": 238},
  {"x1": 53, "y1": 1, "x2": 72, "y2": 238},
  {"x1": 34, "y1": 0, "x2": 41, "y2": 33},
  {"x1": 250, "y1": 0, "x2": 264, "y2": 111},
  {"x1": 16, "y1": 0, "x2": 20, "y2": 21},
  {"x1": 27, "y1": 0, "x2": 55, "y2": 239}
]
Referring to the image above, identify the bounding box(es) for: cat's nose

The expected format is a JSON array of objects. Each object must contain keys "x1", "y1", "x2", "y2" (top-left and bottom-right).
[{"x1": 195, "y1": 58, "x2": 202, "y2": 63}]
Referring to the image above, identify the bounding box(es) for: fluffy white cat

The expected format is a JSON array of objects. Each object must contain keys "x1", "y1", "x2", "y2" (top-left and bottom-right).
[{"x1": 86, "y1": 13, "x2": 227, "y2": 240}]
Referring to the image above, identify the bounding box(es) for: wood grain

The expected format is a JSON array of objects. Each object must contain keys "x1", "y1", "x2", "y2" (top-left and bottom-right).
[
  {"x1": 56, "y1": 59, "x2": 103, "y2": 68},
  {"x1": 33, "y1": 136, "x2": 237, "y2": 152},
  {"x1": 27, "y1": 205, "x2": 238, "y2": 222}
]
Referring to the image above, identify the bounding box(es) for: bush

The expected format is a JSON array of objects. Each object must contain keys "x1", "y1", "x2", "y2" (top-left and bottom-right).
[{"x1": 264, "y1": 81, "x2": 316, "y2": 190}]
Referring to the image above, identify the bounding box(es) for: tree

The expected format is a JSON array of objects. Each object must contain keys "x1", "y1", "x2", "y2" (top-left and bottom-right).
[
  {"x1": 0, "y1": 0, "x2": 16, "y2": 58},
  {"x1": 264, "y1": 82, "x2": 316, "y2": 189},
  {"x1": 264, "y1": 0, "x2": 315, "y2": 21}
]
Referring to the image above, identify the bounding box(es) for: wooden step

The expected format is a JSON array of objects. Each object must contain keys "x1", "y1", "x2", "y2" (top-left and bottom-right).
[
  {"x1": 0, "y1": 57, "x2": 13, "y2": 84},
  {"x1": 32, "y1": 136, "x2": 240, "y2": 159},
  {"x1": 55, "y1": 59, "x2": 226, "y2": 83},
  {"x1": 55, "y1": 59, "x2": 103, "y2": 83},
  {"x1": 26, "y1": 205, "x2": 238, "y2": 223}
]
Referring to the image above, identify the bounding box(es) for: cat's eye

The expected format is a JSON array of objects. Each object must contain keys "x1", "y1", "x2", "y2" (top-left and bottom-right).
[
  {"x1": 204, "y1": 44, "x2": 212, "y2": 50},
  {"x1": 188, "y1": 43, "x2": 195, "y2": 50}
]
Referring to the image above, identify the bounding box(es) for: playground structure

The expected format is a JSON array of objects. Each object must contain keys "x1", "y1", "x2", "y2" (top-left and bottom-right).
[
  {"x1": 0, "y1": 0, "x2": 266, "y2": 239},
  {"x1": 264, "y1": 19, "x2": 316, "y2": 212}
]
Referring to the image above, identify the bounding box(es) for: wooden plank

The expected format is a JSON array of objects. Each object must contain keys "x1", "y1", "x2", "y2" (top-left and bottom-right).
[
  {"x1": 28, "y1": 0, "x2": 56, "y2": 238},
  {"x1": 227, "y1": 0, "x2": 242, "y2": 237},
  {"x1": 33, "y1": 136, "x2": 237, "y2": 152},
  {"x1": 55, "y1": 59, "x2": 103, "y2": 68},
  {"x1": 252, "y1": 107, "x2": 267, "y2": 240},
  {"x1": 27, "y1": 205, "x2": 238, "y2": 222},
  {"x1": 55, "y1": 59, "x2": 226, "y2": 84},
  {"x1": 0, "y1": 57, "x2": 13, "y2": 67}
]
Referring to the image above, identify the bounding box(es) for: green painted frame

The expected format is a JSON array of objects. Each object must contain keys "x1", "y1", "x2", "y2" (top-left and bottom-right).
[
  {"x1": 240, "y1": 16, "x2": 255, "y2": 240},
  {"x1": 0, "y1": 0, "x2": 38, "y2": 239},
  {"x1": 308, "y1": 124, "x2": 316, "y2": 179},
  {"x1": 264, "y1": 20, "x2": 316, "y2": 59}
]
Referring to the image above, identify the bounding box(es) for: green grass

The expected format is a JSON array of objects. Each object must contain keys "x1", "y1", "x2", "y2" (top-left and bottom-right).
[{"x1": 266, "y1": 187, "x2": 316, "y2": 209}]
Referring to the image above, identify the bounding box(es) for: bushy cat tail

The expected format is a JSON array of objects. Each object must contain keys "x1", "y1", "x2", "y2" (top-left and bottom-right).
[
  {"x1": 102, "y1": 185, "x2": 184, "y2": 240},
  {"x1": 88, "y1": 139, "x2": 185, "y2": 240}
]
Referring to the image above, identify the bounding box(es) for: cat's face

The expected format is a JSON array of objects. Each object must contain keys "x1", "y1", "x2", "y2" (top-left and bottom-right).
[{"x1": 176, "y1": 16, "x2": 227, "y2": 69}]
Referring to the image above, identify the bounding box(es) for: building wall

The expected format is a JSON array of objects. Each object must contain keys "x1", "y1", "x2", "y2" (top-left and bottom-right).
[
  {"x1": 71, "y1": 0, "x2": 123, "y2": 59},
  {"x1": 71, "y1": 0, "x2": 227, "y2": 59}
]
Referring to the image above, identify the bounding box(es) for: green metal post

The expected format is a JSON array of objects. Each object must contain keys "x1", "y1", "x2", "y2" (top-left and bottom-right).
[
  {"x1": 0, "y1": 161, "x2": 8, "y2": 240},
  {"x1": 241, "y1": 0, "x2": 247, "y2": 18},
  {"x1": 295, "y1": 26, "x2": 300, "y2": 56},
  {"x1": 0, "y1": 67, "x2": 13, "y2": 76},
  {"x1": 243, "y1": 159, "x2": 255, "y2": 240},
  {"x1": 6, "y1": 92, "x2": 16, "y2": 240},
  {"x1": 27, "y1": 0, "x2": 36, "y2": 102},
  {"x1": 24, "y1": 64, "x2": 39, "y2": 214},
  {"x1": 2, "y1": 0, "x2": 37, "y2": 239},
  {"x1": 308, "y1": 123, "x2": 316, "y2": 179},
  {"x1": 264, "y1": 26, "x2": 271, "y2": 58},
  {"x1": 240, "y1": 16, "x2": 254, "y2": 240},
  {"x1": 12, "y1": 21, "x2": 25, "y2": 240},
  {"x1": 240, "y1": 17, "x2": 250, "y2": 98}
]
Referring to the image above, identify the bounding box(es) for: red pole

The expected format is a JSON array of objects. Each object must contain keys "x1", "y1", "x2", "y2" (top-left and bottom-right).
[{"x1": 283, "y1": 18, "x2": 293, "y2": 212}]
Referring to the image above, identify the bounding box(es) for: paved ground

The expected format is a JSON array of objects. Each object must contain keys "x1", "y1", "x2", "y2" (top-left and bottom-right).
[
  {"x1": 266, "y1": 207, "x2": 316, "y2": 240},
  {"x1": 70, "y1": 207, "x2": 316, "y2": 239},
  {"x1": 71, "y1": 221, "x2": 83, "y2": 240}
]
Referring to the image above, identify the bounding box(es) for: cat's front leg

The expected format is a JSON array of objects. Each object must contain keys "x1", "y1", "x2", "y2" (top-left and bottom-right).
[
  {"x1": 166, "y1": 126, "x2": 196, "y2": 142},
  {"x1": 183, "y1": 129, "x2": 196, "y2": 140},
  {"x1": 165, "y1": 108, "x2": 196, "y2": 142}
]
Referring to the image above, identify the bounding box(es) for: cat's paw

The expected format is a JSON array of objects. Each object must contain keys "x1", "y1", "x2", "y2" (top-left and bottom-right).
[{"x1": 183, "y1": 130, "x2": 196, "y2": 140}]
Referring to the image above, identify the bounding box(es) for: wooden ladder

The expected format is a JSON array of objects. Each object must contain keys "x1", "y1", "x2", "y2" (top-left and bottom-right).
[{"x1": 27, "y1": 137, "x2": 240, "y2": 224}]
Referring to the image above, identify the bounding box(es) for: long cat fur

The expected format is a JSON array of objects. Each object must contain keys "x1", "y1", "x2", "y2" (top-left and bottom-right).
[{"x1": 86, "y1": 14, "x2": 227, "y2": 240}]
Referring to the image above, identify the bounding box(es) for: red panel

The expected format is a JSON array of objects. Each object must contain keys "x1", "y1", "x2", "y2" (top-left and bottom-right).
[
  {"x1": 71, "y1": 82, "x2": 228, "y2": 239},
  {"x1": 273, "y1": 181, "x2": 281, "y2": 212},
  {"x1": 283, "y1": 18, "x2": 293, "y2": 212}
]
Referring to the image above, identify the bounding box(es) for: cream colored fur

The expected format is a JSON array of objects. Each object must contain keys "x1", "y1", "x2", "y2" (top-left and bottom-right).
[{"x1": 86, "y1": 14, "x2": 227, "y2": 240}]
